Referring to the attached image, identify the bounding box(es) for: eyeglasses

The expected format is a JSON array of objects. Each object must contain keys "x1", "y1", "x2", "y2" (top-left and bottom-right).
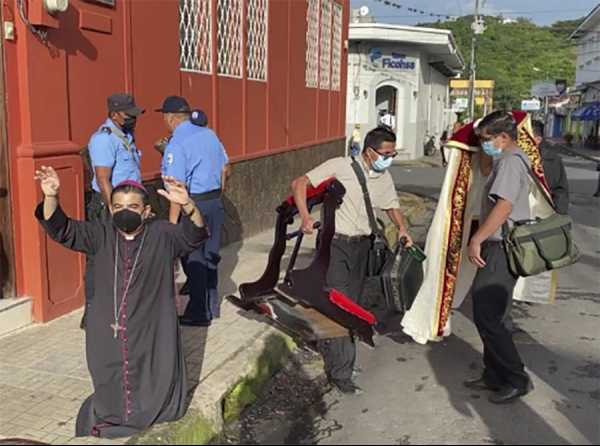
[
  {"x1": 370, "y1": 147, "x2": 398, "y2": 159},
  {"x1": 377, "y1": 151, "x2": 398, "y2": 160}
]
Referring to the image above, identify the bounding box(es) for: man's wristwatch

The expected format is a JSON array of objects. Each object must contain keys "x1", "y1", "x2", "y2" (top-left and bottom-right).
[{"x1": 182, "y1": 201, "x2": 196, "y2": 216}]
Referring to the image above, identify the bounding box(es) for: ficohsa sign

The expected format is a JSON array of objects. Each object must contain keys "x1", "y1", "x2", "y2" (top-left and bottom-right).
[{"x1": 370, "y1": 48, "x2": 416, "y2": 70}]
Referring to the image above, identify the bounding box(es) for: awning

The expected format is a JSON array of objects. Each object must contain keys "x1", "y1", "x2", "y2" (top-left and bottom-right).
[{"x1": 572, "y1": 102, "x2": 600, "y2": 120}]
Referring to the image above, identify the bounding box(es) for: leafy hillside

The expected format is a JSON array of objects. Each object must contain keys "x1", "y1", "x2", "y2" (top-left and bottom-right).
[{"x1": 419, "y1": 16, "x2": 583, "y2": 109}]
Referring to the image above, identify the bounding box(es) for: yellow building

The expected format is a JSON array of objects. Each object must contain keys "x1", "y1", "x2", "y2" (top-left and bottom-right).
[{"x1": 450, "y1": 79, "x2": 495, "y2": 114}]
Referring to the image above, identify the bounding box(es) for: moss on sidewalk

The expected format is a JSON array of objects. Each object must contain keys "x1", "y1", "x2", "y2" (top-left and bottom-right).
[{"x1": 223, "y1": 333, "x2": 296, "y2": 422}]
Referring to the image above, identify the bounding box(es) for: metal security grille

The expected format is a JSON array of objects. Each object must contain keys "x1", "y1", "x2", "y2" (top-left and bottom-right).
[
  {"x1": 331, "y1": 2, "x2": 342, "y2": 91},
  {"x1": 319, "y1": 0, "x2": 332, "y2": 89},
  {"x1": 179, "y1": 0, "x2": 212, "y2": 73},
  {"x1": 305, "y1": 0, "x2": 320, "y2": 88},
  {"x1": 217, "y1": 0, "x2": 243, "y2": 77},
  {"x1": 247, "y1": 0, "x2": 268, "y2": 81}
]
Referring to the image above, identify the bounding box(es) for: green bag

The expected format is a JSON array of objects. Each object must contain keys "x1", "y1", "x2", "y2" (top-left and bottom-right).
[{"x1": 503, "y1": 158, "x2": 579, "y2": 277}]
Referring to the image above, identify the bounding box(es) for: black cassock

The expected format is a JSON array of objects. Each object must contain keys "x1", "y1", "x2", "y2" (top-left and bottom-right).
[{"x1": 35, "y1": 204, "x2": 208, "y2": 438}]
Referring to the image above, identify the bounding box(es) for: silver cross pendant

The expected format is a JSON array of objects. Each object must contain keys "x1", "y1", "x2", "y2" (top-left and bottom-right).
[{"x1": 110, "y1": 322, "x2": 122, "y2": 339}]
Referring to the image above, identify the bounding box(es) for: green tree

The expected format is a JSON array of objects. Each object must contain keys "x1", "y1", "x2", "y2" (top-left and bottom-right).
[{"x1": 419, "y1": 16, "x2": 580, "y2": 110}]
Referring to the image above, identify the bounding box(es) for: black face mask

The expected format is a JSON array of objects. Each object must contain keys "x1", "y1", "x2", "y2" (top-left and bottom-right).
[
  {"x1": 122, "y1": 116, "x2": 137, "y2": 134},
  {"x1": 113, "y1": 209, "x2": 143, "y2": 234}
]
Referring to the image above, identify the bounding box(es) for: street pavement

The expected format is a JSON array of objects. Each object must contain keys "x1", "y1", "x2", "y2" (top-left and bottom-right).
[{"x1": 233, "y1": 154, "x2": 600, "y2": 445}]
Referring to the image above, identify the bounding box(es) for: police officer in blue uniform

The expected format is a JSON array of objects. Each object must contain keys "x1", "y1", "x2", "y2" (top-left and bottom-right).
[
  {"x1": 82, "y1": 93, "x2": 144, "y2": 328},
  {"x1": 157, "y1": 96, "x2": 229, "y2": 327}
]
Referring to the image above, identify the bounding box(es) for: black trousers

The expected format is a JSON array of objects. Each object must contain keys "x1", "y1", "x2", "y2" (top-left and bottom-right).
[
  {"x1": 318, "y1": 237, "x2": 370, "y2": 382},
  {"x1": 182, "y1": 197, "x2": 224, "y2": 321},
  {"x1": 472, "y1": 242, "x2": 531, "y2": 391}
]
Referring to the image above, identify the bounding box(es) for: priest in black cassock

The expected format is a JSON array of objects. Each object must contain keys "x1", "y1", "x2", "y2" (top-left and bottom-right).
[{"x1": 34, "y1": 167, "x2": 209, "y2": 438}]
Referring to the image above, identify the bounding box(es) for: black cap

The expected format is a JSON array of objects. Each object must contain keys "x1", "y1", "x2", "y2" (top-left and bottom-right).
[
  {"x1": 155, "y1": 96, "x2": 191, "y2": 113},
  {"x1": 107, "y1": 93, "x2": 144, "y2": 116}
]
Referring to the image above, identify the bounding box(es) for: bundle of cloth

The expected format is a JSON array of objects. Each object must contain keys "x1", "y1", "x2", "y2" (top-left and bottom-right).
[{"x1": 402, "y1": 111, "x2": 558, "y2": 344}]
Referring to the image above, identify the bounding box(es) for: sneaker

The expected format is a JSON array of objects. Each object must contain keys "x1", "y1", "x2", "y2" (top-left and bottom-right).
[{"x1": 331, "y1": 379, "x2": 364, "y2": 395}]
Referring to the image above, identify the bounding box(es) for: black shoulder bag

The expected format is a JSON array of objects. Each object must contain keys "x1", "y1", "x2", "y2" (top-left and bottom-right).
[
  {"x1": 350, "y1": 157, "x2": 392, "y2": 276},
  {"x1": 350, "y1": 157, "x2": 426, "y2": 313}
]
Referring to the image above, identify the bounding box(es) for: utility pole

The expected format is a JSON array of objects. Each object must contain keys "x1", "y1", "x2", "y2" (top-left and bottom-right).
[{"x1": 468, "y1": 0, "x2": 482, "y2": 120}]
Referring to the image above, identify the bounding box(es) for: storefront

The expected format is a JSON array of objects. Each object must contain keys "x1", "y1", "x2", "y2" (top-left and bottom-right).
[{"x1": 346, "y1": 23, "x2": 464, "y2": 159}]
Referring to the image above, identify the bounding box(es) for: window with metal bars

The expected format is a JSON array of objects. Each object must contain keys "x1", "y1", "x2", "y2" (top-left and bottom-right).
[
  {"x1": 319, "y1": 0, "x2": 332, "y2": 89},
  {"x1": 179, "y1": 0, "x2": 212, "y2": 74},
  {"x1": 217, "y1": 0, "x2": 243, "y2": 78},
  {"x1": 247, "y1": 0, "x2": 268, "y2": 81},
  {"x1": 331, "y1": 2, "x2": 343, "y2": 91},
  {"x1": 306, "y1": 0, "x2": 320, "y2": 88}
]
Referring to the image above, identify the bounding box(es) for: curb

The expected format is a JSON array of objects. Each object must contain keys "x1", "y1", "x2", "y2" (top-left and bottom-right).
[{"x1": 129, "y1": 327, "x2": 296, "y2": 445}]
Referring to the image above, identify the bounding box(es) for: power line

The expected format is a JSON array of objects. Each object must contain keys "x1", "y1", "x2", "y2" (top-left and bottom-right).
[
  {"x1": 372, "y1": 11, "x2": 589, "y2": 19},
  {"x1": 371, "y1": 0, "x2": 458, "y2": 19}
]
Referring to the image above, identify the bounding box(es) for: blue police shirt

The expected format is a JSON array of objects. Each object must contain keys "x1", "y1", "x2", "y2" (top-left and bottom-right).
[
  {"x1": 161, "y1": 120, "x2": 229, "y2": 194},
  {"x1": 88, "y1": 118, "x2": 142, "y2": 193}
]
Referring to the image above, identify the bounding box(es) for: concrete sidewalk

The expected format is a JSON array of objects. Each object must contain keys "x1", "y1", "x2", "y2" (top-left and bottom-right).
[
  {"x1": 0, "y1": 224, "x2": 316, "y2": 445},
  {"x1": 547, "y1": 138, "x2": 600, "y2": 162}
]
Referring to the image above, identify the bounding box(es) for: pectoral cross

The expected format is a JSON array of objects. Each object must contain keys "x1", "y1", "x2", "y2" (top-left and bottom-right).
[{"x1": 111, "y1": 322, "x2": 122, "y2": 339}]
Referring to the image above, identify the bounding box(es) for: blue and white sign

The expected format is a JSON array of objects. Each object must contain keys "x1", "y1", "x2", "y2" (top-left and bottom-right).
[
  {"x1": 521, "y1": 99, "x2": 541, "y2": 111},
  {"x1": 369, "y1": 48, "x2": 416, "y2": 71}
]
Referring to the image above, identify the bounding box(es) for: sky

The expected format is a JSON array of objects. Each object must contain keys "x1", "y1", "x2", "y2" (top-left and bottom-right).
[{"x1": 349, "y1": 0, "x2": 599, "y2": 26}]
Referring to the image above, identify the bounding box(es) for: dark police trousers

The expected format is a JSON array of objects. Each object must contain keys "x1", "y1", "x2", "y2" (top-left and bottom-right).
[
  {"x1": 317, "y1": 237, "x2": 370, "y2": 383},
  {"x1": 182, "y1": 194, "x2": 225, "y2": 322},
  {"x1": 472, "y1": 241, "x2": 531, "y2": 391},
  {"x1": 84, "y1": 191, "x2": 108, "y2": 310}
]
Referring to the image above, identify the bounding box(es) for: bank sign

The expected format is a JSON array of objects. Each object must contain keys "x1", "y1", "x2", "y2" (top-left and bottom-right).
[{"x1": 369, "y1": 48, "x2": 416, "y2": 70}]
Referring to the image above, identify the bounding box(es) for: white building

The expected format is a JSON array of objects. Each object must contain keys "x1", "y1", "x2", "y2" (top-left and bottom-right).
[
  {"x1": 569, "y1": 4, "x2": 600, "y2": 140},
  {"x1": 346, "y1": 22, "x2": 464, "y2": 160},
  {"x1": 572, "y1": 4, "x2": 600, "y2": 88}
]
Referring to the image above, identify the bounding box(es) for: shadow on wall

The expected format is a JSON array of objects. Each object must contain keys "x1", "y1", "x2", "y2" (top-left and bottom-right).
[
  {"x1": 224, "y1": 140, "x2": 345, "y2": 242},
  {"x1": 46, "y1": 5, "x2": 98, "y2": 60}
]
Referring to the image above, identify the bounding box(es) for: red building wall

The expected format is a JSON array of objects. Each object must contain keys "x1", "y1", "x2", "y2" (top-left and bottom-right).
[{"x1": 3, "y1": 0, "x2": 348, "y2": 322}]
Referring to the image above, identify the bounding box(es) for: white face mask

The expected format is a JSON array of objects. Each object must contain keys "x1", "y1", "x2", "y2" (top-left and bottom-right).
[
  {"x1": 482, "y1": 141, "x2": 503, "y2": 157},
  {"x1": 372, "y1": 153, "x2": 393, "y2": 172}
]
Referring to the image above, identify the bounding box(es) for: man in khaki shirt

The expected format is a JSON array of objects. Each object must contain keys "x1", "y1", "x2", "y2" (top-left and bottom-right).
[{"x1": 292, "y1": 126, "x2": 412, "y2": 395}]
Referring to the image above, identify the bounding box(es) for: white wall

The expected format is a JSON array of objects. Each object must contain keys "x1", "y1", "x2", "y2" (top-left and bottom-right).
[
  {"x1": 346, "y1": 41, "x2": 452, "y2": 160},
  {"x1": 346, "y1": 41, "x2": 420, "y2": 159},
  {"x1": 575, "y1": 21, "x2": 600, "y2": 86}
]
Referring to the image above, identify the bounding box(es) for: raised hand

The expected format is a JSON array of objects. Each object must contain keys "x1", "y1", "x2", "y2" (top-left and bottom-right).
[
  {"x1": 158, "y1": 176, "x2": 191, "y2": 205},
  {"x1": 34, "y1": 166, "x2": 60, "y2": 197}
]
